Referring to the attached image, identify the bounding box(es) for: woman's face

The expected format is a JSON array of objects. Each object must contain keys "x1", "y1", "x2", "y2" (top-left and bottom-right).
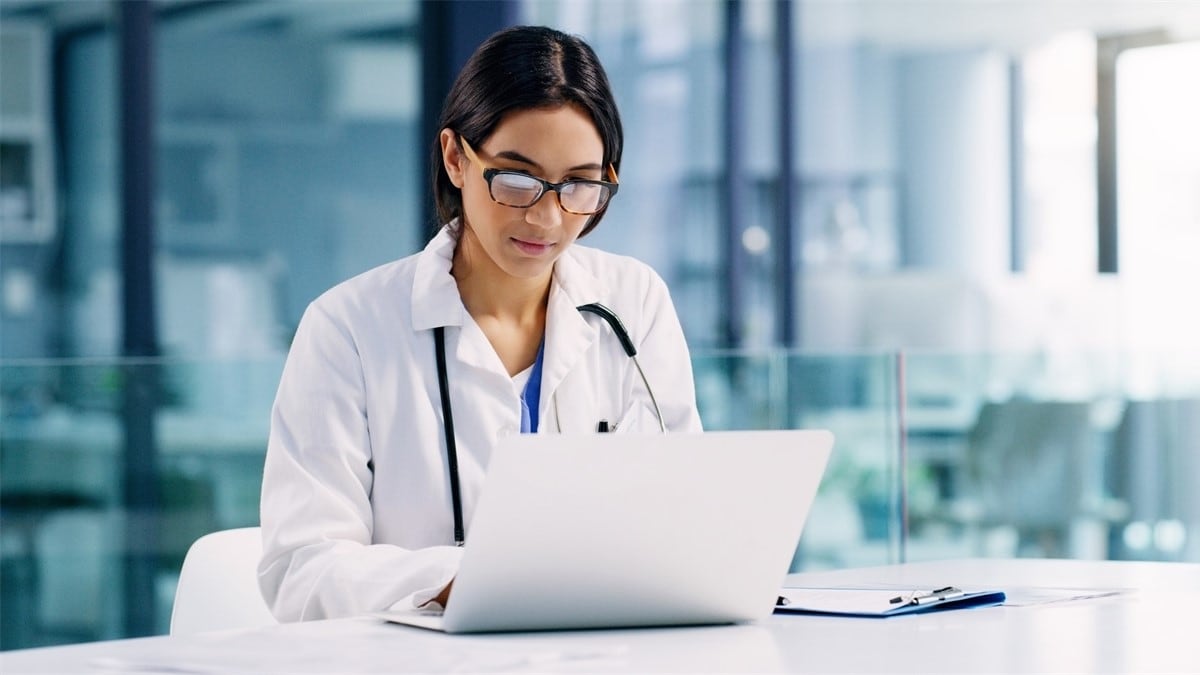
[{"x1": 442, "y1": 104, "x2": 605, "y2": 284}]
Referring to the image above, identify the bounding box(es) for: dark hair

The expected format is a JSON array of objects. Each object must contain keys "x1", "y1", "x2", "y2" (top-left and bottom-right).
[{"x1": 432, "y1": 25, "x2": 623, "y2": 238}]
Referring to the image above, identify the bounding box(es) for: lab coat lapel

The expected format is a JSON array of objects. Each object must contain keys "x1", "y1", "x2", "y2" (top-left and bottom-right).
[
  {"x1": 540, "y1": 250, "x2": 604, "y2": 430},
  {"x1": 411, "y1": 227, "x2": 464, "y2": 332},
  {"x1": 409, "y1": 226, "x2": 496, "y2": 373}
]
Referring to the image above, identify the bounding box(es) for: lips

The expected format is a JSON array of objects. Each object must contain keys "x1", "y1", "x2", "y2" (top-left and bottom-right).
[{"x1": 511, "y1": 237, "x2": 555, "y2": 256}]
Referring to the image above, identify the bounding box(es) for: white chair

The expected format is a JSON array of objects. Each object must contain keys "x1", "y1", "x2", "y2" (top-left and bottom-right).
[{"x1": 170, "y1": 527, "x2": 277, "y2": 635}]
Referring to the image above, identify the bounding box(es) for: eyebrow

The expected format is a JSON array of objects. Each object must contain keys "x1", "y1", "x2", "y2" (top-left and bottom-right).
[{"x1": 493, "y1": 149, "x2": 603, "y2": 174}]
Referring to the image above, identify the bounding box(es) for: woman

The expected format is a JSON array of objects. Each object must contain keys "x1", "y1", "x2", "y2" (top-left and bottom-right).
[{"x1": 258, "y1": 25, "x2": 702, "y2": 622}]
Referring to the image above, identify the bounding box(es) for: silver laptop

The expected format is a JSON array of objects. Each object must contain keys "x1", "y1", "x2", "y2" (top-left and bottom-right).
[{"x1": 378, "y1": 429, "x2": 833, "y2": 633}]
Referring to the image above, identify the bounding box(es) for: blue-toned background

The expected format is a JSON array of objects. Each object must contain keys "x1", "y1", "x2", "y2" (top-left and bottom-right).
[{"x1": 1, "y1": 0, "x2": 1198, "y2": 650}]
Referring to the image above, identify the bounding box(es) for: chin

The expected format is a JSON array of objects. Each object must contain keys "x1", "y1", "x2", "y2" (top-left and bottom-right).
[{"x1": 501, "y1": 254, "x2": 560, "y2": 280}]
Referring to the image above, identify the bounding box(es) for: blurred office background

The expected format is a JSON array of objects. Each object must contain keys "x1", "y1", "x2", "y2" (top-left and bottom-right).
[{"x1": 1, "y1": 0, "x2": 1197, "y2": 649}]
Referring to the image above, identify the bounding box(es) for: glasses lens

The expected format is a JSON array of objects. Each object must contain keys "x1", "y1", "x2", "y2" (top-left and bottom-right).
[
  {"x1": 489, "y1": 172, "x2": 543, "y2": 207},
  {"x1": 559, "y1": 182, "x2": 611, "y2": 215}
]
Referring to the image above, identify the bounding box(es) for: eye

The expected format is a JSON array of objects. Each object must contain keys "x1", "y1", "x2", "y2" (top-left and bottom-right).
[
  {"x1": 487, "y1": 171, "x2": 544, "y2": 207},
  {"x1": 492, "y1": 172, "x2": 540, "y2": 190}
]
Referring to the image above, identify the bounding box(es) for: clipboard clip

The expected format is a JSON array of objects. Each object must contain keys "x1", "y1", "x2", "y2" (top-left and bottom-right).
[{"x1": 889, "y1": 586, "x2": 964, "y2": 606}]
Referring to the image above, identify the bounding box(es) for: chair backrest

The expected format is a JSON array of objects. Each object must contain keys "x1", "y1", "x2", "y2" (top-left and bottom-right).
[
  {"x1": 170, "y1": 527, "x2": 277, "y2": 635},
  {"x1": 966, "y1": 399, "x2": 1096, "y2": 526}
]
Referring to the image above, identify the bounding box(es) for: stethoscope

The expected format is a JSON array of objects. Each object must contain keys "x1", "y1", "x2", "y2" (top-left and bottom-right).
[{"x1": 433, "y1": 302, "x2": 664, "y2": 545}]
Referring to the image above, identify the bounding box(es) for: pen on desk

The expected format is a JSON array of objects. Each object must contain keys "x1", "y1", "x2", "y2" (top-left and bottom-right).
[
  {"x1": 890, "y1": 586, "x2": 963, "y2": 606},
  {"x1": 913, "y1": 587, "x2": 964, "y2": 605},
  {"x1": 597, "y1": 420, "x2": 610, "y2": 433}
]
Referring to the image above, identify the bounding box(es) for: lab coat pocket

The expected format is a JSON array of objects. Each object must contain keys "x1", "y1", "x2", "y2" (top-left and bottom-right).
[{"x1": 612, "y1": 400, "x2": 660, "y2": 433}]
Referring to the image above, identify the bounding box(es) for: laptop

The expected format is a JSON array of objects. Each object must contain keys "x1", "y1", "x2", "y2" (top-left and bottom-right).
[{"x1": 378, "y1": 429, "x2": 833, "y2": 633}]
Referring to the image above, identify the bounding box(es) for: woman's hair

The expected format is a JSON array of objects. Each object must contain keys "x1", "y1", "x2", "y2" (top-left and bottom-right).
[{"x1": 432, "y1": 25, "x2": 624, "y2": 238}]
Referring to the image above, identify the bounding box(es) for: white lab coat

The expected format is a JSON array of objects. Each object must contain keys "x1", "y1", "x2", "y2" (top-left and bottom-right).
[{"x1": 258, "y1": 227, "x2": 702, "y2": 622}]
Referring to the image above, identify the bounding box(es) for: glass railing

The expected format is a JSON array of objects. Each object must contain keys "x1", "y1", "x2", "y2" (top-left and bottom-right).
[
  {"x1": 898, "y1": 350, "x2": 1199, "y2": 566},
  {"x1": 2, "y1": 351, "x2": 1197, "y2": 650},
  {"x1": 691, "y1": 351, "x2": 906, "y2": 571},
  {"x1": 1, "y1": 357, "x2": 282, "y2": 648}
]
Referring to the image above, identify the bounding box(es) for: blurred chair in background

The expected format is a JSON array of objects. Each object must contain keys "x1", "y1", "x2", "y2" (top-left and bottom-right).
[
  {"x1": 1110, "y1": 398, "x2": 1200, "y2": 561},
  {"x1": 959, "y1": 399, "x2": 1116, "y2": 558}
]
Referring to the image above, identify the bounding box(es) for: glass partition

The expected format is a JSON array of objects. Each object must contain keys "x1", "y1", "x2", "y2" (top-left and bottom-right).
[
  {"x1": 1, "y1": 357, "x2": 282, "y2": 647},
  {"x1": 3, "y1": 350, "x2": 1198, "y2": 650},
  {"x1": 691, "y1": 351, "x2": 905, "y2": 571},
  {"x1": 901, "y1": 349, "x2": 1200, "y2": 564}
]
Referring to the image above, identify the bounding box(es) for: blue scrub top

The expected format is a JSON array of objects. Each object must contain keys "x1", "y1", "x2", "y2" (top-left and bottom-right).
[{"x1": 519, "y1": 339, "x2": 545, "y2": 433}]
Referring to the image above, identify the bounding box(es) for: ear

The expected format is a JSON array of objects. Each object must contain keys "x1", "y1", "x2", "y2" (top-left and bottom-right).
[{"x1": 440, "y1": 128, "x2": 466, "y2": 189}]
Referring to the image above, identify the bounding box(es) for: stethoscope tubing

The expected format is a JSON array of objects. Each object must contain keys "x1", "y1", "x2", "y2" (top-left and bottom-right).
[
  {"x1": 434, "y1": 303, "x2": 664, "y2": 546},
  {"x1": 576, "y1": 303, "x2": 665, "y2": 433},
  {"x1": 433, "y1": 326, "x2": 467, "y2": 546}
]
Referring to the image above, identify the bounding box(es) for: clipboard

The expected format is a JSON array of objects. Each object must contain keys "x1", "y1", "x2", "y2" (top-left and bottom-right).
[{"x1": 775, "y1": 586, "x2": 1006, "y2": 617}]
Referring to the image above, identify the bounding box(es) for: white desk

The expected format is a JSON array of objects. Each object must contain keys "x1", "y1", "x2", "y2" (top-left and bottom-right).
[{"x1": 3, "y1": 558, "x2": 1197, "y2": 674}]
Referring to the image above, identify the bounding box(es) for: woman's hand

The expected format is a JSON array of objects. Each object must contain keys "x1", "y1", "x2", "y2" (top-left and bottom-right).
[{"x1": 433, "y1": 579, "x2": 454, "y2": 607}]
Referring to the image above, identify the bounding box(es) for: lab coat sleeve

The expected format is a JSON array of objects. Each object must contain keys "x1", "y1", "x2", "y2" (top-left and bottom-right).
[
  {"x1": 258, "y1": 301, "x2": 461, "y2": 622},
  {"x1": 637, "y1": 271, "x2": 704, "y2": 432}
]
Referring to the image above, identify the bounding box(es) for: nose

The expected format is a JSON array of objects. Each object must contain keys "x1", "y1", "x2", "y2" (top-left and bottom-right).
[{"x1": 525, "y1": 189, "x2": 563, "y2": 228}]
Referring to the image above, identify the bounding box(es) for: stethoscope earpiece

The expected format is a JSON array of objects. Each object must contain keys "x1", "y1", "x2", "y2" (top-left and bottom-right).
[{"x1": 576, "y1": 303, "x2": 637, "y2": 357}]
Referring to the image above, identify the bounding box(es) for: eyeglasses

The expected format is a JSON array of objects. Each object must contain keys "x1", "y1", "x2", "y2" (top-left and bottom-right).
[{"x1": 459, "y1": 137, "x2": 619, "y2": 216}]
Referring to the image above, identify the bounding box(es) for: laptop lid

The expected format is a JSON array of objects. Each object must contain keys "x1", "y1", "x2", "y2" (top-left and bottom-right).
[{"x1": 388, "y1": 429, "x2": 833, "y2": 633}]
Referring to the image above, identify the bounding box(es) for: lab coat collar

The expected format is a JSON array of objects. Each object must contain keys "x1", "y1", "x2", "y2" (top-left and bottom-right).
[
  {"x1": 551, "y1": 243, "x2": 605, "y2": 308},
  {"x1": 411, "y1": 226, "x2": 500, "y2": 375},
  {"x1": 411, "y1": 225, "x2": 608, "y2": 330},
  {"x1": 411, "y1": 226, "x2": 465, "y2": 332},
  {"x1": 410, "y1": 225, "x2": 609, "y2": 391},
  {"x1": 541, "y1": 246, "x2": 607, "y2": 424}
]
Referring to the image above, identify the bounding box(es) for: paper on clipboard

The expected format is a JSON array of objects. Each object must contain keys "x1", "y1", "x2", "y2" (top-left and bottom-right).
[{"x1": 775, "y1": 586, "x2": 1006, "y2": 617}]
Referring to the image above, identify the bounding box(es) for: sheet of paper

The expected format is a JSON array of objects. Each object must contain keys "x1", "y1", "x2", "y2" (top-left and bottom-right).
[
  {"x1": 777, "y1": 588, "x2": 911, "y2": 614},
  {"x1": 996, "y1": 587, "x2": 1129, "y2": 607}
]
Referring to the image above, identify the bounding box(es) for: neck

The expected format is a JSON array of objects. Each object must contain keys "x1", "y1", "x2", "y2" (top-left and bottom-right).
[{"x1": 452, "y1": 228, "x2": 551, "y2": 326}]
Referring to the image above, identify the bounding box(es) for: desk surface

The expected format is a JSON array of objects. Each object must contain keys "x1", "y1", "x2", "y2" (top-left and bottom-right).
[{"x1": 3, "y1": 558, "x2": 1197, "y2": 674}]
